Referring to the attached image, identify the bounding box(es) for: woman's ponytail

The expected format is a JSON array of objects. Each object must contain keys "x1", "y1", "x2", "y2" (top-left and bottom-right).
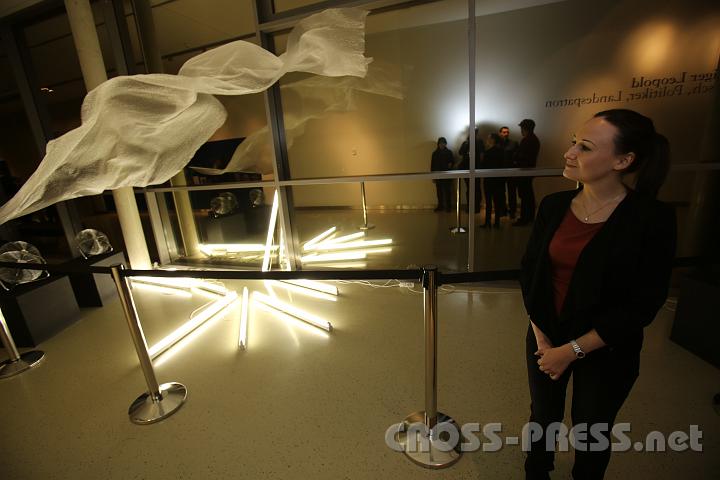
[
  {"x1": 594, "y1": 109, "x2": 670, "y2": 199},
  {"x1": 634, "y1": 133, "x2": 670, "y2": 198}
]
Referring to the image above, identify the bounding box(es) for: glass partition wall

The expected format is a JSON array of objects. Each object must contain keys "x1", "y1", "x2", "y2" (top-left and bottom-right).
[
  {"x1": 5, "y1": 0, "x2": 711, "y2": 271},
  {"x1": 141, "y1": 0, "x2": 720, "y2": 273}
]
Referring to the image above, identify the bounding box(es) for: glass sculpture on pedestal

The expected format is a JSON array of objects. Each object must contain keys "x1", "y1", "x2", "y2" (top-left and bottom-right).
[
  {"x1": 209, "y1": 192, "x2": 239, "y2": 218},
  {"x1": 0, "y1": 241, "x2": 46, "y2": 288},
  {"x1": 75, "y1": 229, "x2": 112, "y2": 258}
]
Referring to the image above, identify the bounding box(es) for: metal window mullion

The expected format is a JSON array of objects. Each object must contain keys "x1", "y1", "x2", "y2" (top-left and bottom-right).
[
  {"x1": 104, "y1": 0, "x2": 137, "y2": 76},
  {"x1": 467, "y1": 0, "x2": 476, "y2": 271},
  {"x1": 253, "y1": 2, "x2": 300, "y2": 270},
  {"x1": 263, "y1": 79, "x2": 301, "y2": 271}
]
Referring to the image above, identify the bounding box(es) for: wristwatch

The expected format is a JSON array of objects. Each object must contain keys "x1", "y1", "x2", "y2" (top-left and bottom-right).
[{"x1": 570, "y1": 339, "x2": 586, "y2": 359}]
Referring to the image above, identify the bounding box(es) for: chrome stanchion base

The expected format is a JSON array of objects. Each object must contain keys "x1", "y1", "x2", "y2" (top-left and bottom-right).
[
  {"x1": 358, "y1": 224, "x2": 375, "y2": 231},
  {"x1": 395, "y1": 410, "x2": 463, "y2": 469},
  {"x1": 449, "y1": 227, "x2": 467, "y2": 234},
  {"x1": 128, "y1": 382, "x2": 187, "y2": 425},
  {"x1": 0, "y1": 350, "x2": 45, "y2": 379}
]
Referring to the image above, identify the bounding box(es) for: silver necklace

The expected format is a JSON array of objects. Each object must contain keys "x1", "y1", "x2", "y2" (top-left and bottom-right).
[{"x1": 581, "y1": 191, "x2": 625, "y2": 222}]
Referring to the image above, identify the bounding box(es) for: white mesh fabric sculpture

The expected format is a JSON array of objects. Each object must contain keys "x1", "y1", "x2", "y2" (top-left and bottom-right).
[
  {"x1": 191, "y1": 61, "x2": 404, "y2": 176},
  {"x1": 0, "y1": 8, "x2": 371, "y2": 225}
]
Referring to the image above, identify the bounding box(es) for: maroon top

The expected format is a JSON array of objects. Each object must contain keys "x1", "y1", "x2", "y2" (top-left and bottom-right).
[{"x1": 549, "y1": 208, "x2": 605, "y2": 316}]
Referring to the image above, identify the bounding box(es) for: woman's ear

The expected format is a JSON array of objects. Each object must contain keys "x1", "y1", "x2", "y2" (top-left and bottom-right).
[{"x1": 614, "y1": 152, "x2": 636, "y2": 171}]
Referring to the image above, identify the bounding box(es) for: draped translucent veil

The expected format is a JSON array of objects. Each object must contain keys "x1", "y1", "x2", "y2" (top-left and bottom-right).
[{"x1": 0, "y1": 8, "x2": 372, "y2": 224}]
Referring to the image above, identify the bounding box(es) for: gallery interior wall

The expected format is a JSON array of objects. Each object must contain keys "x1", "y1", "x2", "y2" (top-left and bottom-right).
[{"x1": 215, "y1": 0, "x2": 719, "y2": 208}]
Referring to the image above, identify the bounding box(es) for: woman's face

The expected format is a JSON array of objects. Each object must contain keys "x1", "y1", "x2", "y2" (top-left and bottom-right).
[{"x1": 562, "y1": 116, "x2": 632, "y2": 184}]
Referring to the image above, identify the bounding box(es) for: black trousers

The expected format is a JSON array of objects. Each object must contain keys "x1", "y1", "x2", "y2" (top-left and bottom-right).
[
  {"x1": 506, "y1": 178, "x2": 518, "y2": 216},
  {"x1": 525, "y1": 327, "x2": 638, "y2": 480},
  {"x1": 435, "y1": 179, "x2": 452, "y2": 211},
  {"x1": 483, "y1": 178, "x2": 505, "y2": 225},
  {"x1": 517, "y1": 177, "x2": 536, "y2": 222}
]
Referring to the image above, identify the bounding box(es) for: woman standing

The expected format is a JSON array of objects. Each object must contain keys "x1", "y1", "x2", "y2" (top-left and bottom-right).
[{"x1": 519, "y1": 109, "x2": 676, "y2": 479}]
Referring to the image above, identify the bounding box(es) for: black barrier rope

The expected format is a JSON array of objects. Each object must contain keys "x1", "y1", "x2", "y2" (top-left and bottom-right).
[
  {"x1": 120, "y1": 268, "x2": 423, "y2": 282},
  {"x1": 0, "y1": 260, "x2": 113, "y2": 275},
  {"x1": 0, "y1": 255, "x2": 707, "y2": 285},
  {"x1": 439, "y1": 270, "x2": 519, "y2": 285},
  {"x1": 0, "y1": 260, "x2": 422, "y2": 282}
]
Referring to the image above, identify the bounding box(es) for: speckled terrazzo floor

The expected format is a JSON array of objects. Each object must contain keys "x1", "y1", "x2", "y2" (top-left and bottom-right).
[{"x1": 0, "y1": 279, "x2": 718, "y2": 479}]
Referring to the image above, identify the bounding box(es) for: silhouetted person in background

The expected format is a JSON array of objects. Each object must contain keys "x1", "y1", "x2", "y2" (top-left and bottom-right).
[
  {"x1": 481, "y1": 133, "x2": 505, "y2": 228},
  {"x1": 431, "y1": 137, "x2": 454, "y2": 212},
  {"x1": 458, "y1": 128, "x2": 484, "y2": 212},
  {"x1": 513, "y1": 119, "x2": 540, "y2": 226},
  {"x1": 498, "y1": 126, "x2": 519, "y2": 218}
]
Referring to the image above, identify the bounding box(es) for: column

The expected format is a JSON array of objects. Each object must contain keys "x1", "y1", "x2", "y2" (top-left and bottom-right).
[{"x1": 64, "y1": 0, "x2": 152, "y2": 268}]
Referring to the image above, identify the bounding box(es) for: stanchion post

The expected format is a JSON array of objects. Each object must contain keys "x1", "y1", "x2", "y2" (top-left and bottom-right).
[
  {"x1": 110, "y1": 264, "x2": 187, "y2": 424},
  {"x1": 450, "y1": 178, "x2": 466, "y2": 234},
  {"x1": 0, "y1": 308, "x2": 44, "y2": 379},
  {"x1": 358, "y1": 181, "x2": 375, "y2": 230},
  {"x1": 394, "y1": 266, "x2": 462, "y2": 468},
  {"x1": 424, "y1": 267, "x2": 438, "y2": 430}
]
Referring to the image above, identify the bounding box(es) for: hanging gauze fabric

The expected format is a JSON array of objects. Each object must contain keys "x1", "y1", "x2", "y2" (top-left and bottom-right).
[{"x1": 0, "y1": 8, "x2": 372, "y2": 225}]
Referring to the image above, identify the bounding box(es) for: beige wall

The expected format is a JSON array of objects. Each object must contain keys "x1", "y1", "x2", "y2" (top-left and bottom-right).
[
  {"x1": 4, "y1": 1, "x2": 717, "y2": 209},
  {"x1": 220, "y1": 0, "x2": 719, "y2": 208}
]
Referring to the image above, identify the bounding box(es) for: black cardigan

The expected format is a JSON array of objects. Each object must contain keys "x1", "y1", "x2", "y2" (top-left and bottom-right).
[{"x1": 519, "y1": 187, "x2": 677, "y2": 353}]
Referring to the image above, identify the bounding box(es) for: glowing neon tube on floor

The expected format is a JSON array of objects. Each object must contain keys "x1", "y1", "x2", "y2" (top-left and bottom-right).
[
  {"x1": 153, "y1": 304, "x2": 228, "y2": 368},
  {"x1": 350, "y1": 247, "x2": 392, "y2": 255},
  {"x1": 273, "y1": 280, "x2": 337, "y2": 302},
  {"x1": 253, "y1": 291, "x2": 332, "y2": 332},
  {"x1": 254, "y1": 301, "x2": 329, "y2": 339},
  {"x1": 301, "y1": 251, "x2": 366, "y2": 263},
  {"x1": 262, "y1": 190, "x2": 280, "y2": 272},
  {"x1": 303, "y1": 226, "x2": 337, "y2": 251},
  {"x1": 281, "y1": 280, "x2": 338, "y2": 296},
  {"x1": 311, "y1": 238, "x2": 392, "y2": 251},
  {"x1": 307, "y1": 261, "x2": 367, "y2": 269},
  {"x1": 238, "y1": 287, "x2": 249, "y2": 350},
  {"x1": 132, "y1": 275, "x2": 229, "y2": 298},
  {"x1": 190, "y1": 286, "x2": 226, "y2": 301},
  {"x1": 131, "y1": 282, "x2": 194, "y2": 298},
  {"x1": 199, "y1": 243, "x2": 277, "y2": 257},
  {"x1": 329, "y1": 231, "x2": 366, "y2": 243},
  {"x1": 132, "y1": 276, "x2": 194, "y2": 292},
  {"x1": 148, "y1": 290, "x2": 238, "y2": 358},
  {"x1": 307, "y1": 231, "x2": 365, "y2": 248}
]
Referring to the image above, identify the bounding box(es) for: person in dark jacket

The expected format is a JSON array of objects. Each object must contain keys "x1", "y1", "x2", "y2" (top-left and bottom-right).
[
  {"x1": 513, "y1": 119, "x2": 541, "y2": 226},
  {"x1": 458, "y1": 128, "x2": 484, "y2": 212},
  {"x1": 519, "y1": 109, "x2": 675, "y2": 480},
  {"x1": 431, "y1": 137, "x2": 454, "y2": 212},
  {"x1": 498, "y1": 126, "x2": 519, "y2": 218},
  {"x1": 481, "y1": 133, "x2": 505, "y2": 228}
]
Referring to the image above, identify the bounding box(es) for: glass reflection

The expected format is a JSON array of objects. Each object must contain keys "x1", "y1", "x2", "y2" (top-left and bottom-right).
[{"x1": 290, "y1": 181, "x2": 468, "y2": 272}]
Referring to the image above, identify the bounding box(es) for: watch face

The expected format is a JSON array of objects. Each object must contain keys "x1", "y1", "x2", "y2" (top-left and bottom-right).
[{"x1": 577, "y1": 351, "x2": 585, "y2": 358}]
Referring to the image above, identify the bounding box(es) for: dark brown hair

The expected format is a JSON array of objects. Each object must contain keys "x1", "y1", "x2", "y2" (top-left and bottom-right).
[{"x1": 594, "y1": 109, "x2": 670, "y2": 198}]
